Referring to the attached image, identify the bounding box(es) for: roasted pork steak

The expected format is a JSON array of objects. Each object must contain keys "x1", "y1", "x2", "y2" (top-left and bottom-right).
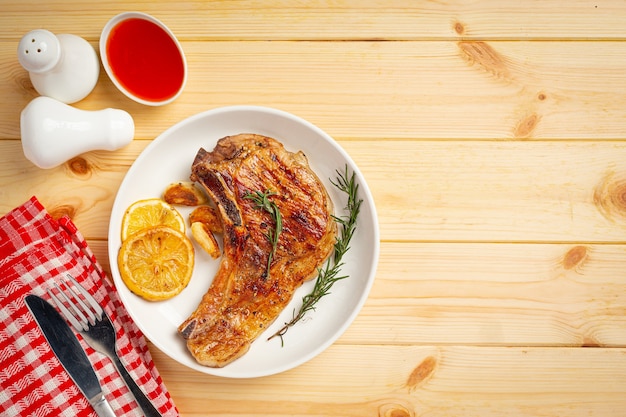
[{"x1": 178, "y1": 133, "x2": 337, "y2": 367}]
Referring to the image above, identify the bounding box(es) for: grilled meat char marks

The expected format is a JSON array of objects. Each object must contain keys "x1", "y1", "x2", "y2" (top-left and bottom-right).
[{"x1": 178, "y1": 134, "x2": 337, "y2": 367}]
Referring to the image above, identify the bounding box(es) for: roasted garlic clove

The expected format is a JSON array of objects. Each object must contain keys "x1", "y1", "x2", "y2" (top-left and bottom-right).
[
  {"x1": 163, "y1": 181, "x2": 208, "y2": 206},
  {"x1": 191, "y1": 221, "x2": 221, "y2": 259},
  {"x1": 189, "y1": 205, "x2": 222, "y2": 234}
]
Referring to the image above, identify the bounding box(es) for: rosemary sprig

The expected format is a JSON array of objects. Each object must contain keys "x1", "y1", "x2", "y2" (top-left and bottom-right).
[
  {"x1": 268, "y1": 165, "x2": 362, "y2": 344},
  {"x1": 244, "y1": 189, "x2": 283, "y2": 279}
]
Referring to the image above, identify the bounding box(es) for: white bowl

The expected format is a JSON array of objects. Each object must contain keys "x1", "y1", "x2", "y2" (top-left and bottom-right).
[{"x1": 100, "y1": 12, "x2": 187, "y2": 106}]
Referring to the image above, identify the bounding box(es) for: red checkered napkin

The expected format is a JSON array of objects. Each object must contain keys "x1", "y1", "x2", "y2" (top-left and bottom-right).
[{"x1": 0, "y1": 196, "x2": 179, "y2": 416}]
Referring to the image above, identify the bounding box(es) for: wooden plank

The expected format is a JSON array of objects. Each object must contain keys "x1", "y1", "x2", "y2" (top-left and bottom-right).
[
  {"x1": 2, "y1": 140, "x2": 626, "y2": 243},
  {"x1": 92, "y1": 241, "x2": 626, "y2": 347},
  {"x1": 3, "y1": 40, "x2": 626, "y2": 140},
  {"x1": 1, "y1": 0, "x2": 625, "y2": 41},
  {"x1": 151, "y1": 344, "x2": 626, "y2": 416},
  {"x1": 343, "y1": 242, "x2": 626, "y2": 347},
  {"x1": 342, "y1": 140, "x2": 626, "y2": 243},
  {"x1": 0, "y1": 140, "x2": 626, "y2": 243}
]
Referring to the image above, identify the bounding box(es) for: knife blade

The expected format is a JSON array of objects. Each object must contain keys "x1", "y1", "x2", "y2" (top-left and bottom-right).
[{"x1": 25, "y1": 294, "x2": 117, "y2": 417}]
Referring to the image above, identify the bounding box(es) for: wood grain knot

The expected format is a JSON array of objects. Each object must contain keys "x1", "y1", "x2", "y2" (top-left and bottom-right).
[
  {"x1": 378, "y1": 403, "x2": 413, "y2": 417},
  {"x1": 453, "y1": 21, "x2": 466, "y2": 35},
  {"x1": 458, "y1": 41, "x2": 511, "y2": 80},
  {"x1": 16, "y1": 72, "x2": 36, "y2": 95},
  {"x1": 406, "y1": 355, "x2": 437, "y2": 392},
  {"x1": 593, "y1": 171, "x2": 626, "y2": 223},
  {"x1": 48, "y1": 204, "x2": 77, "y2": 221},
  {"x1": 513, "y1": 113, "x2": 540, "y2": 138},
  {"x1": 563, "y1": 245, "x2": 588, "y2": 270},
  {"x1": 582, "y1": 335, "x2": 601, "y2": 347},
  {"x1": 68, "y1": 157, "x2": 91, "y2": 176}
]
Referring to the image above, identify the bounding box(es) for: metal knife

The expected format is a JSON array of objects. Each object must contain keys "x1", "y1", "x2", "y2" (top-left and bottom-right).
[{"x1": 25, "y1": 294, "x2": 117, "y2": 417}]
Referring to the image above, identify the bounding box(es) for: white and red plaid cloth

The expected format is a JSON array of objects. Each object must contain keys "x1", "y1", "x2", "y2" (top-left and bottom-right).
[{"x1": 0, "y1": 196, "x2": 179, "y2": 416}]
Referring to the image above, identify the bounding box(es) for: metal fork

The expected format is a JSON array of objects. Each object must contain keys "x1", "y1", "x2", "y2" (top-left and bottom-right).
[{"x1": 48, "y1": 274, "x2": 162, "y2": 417}]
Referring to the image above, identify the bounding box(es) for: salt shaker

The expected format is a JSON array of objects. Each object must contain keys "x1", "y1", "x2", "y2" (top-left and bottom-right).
[
  {"x1": 21, "y1": 96, "x2": 134, "y2": 169},
  {"x1": 18, "y1": 29, "x2": 99, "y2": 104}
]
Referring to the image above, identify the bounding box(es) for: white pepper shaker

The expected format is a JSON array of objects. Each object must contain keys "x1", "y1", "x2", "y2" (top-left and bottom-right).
[
  {"x1": 18, "y1": 29, "x2": 99, "y2": 104},
  {"x1": 20, "y1": 96, "x2": 134, "y2": 169}
]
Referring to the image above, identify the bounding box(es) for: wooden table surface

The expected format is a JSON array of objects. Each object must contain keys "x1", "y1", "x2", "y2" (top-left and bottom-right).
[{"x1": 2, "y1": 1, "x2": 626, "y2": 416}]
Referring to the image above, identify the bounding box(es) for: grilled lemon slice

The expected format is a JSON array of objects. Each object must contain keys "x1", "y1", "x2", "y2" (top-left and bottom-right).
[
  {"x1": 118, "y1": 226, "x2": 194, "y2": 301},
  {"x1": 121, "y1": 198, "x2": 185, "y2": 241}
]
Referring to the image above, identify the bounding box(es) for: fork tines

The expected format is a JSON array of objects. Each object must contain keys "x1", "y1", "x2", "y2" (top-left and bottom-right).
[{"x1": 48, "y1": 274, "x2": 104, "y2": 333}]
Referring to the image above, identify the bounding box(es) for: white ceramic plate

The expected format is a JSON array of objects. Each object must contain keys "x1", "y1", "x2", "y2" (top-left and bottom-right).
[{"x1": 108, "y1": 106, "x2": 379, "y2": 378}]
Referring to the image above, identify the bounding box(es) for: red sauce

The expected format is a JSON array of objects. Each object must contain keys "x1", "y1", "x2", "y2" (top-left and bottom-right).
[{"x1": 106, "y1": 18, "x2": 184, "y2": 102}]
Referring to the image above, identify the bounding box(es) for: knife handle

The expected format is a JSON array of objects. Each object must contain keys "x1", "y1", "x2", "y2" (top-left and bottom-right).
[
  {"x1": 91, "y1": 393, "x2": 117, "y2": 417},
  {"x1": 112, "y1": 355, "x2": 162, "y2": 417}
]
